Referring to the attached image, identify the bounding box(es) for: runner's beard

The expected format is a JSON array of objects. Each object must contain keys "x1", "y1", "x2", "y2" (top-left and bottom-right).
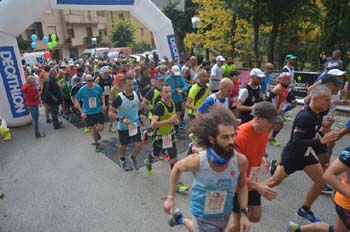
[{"x1": 213, "y1": 140, "x2": 235, "y2": 160}]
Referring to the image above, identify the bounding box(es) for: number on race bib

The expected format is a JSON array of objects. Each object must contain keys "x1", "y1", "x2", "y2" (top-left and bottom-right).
[
  {"x1": 128, "y1": 123, "x2": 138, "y2": 136},
  {"x1": 204, "y1": 190, "x2": 227, "y2": 214},
  {"x1": 88, "y1": 97, "x2": 97, "y2": 108},
  {"x1": 162, "y1": 134, "x2": 172, "y2": 149}
]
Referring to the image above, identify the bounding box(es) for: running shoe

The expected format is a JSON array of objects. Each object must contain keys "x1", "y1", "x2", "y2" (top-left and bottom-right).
[
  {"x1": 176, "y1": 182, "x2": 189, "y2": 193},
  {"x1": 159, "y1": 154, "x2": 170, "y2": 161},
  {"x1": 168, "y1": 208, "x2": 184, "y2": 227},
  {"x1": 95, "y1": 144, "x2": 102, "y2": 153},
  {"x1": 84, "y1": 127, "x2": 90, "y2": 133},
  {"x1": 144, "y1": 158, "x2": 153, "y2": 176},
  {"x1": 109, "y1": 126, "x2": 116, "y2": 133},
  {"x1": 120, "y1": 159, "x2": 129, "y2": 171},
  {"x1": 129, "y1": 155, "x2": 139, "y2": 171},
  {"x1": 287, "y1": 221, "x2": 300, "y2": 232},
  {"x1": 269, "y1": 160, "x2": 278, "y2": 176},
  {"x1": 269, "y1": 139, "x2": 281, "y2": 146},
  {"x1": 296, "y1": 207, "x2": 321, "y2": 223},
  {"x1": 321, "y1": 185, "x2": 333, "y2": 195}
]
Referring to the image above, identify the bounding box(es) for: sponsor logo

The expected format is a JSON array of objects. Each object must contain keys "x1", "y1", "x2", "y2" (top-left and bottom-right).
[
  {"x1": 167, "y1": 34, "x2": 179, "y2": 61},
  {"x1": 57, "y1": 0, "x2": 134, "y2": 5},
  {"x1": 0, "y1": 46, "x2": 28, "y2": 118}
]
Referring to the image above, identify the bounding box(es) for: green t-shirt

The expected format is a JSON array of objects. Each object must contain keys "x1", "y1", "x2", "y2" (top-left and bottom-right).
[{"x1": 59, "y1": 79, "x2": 71, "y2": 97}]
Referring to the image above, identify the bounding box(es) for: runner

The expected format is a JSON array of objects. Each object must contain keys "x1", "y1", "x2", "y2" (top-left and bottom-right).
[
  {"x1": 288, "y1": 146, "x2": 350, "y2": 232},
  {"x1": 143, "y1": 84, "x2": 188, "y2": 191},
  {"x1": 163, "y1": 107, "x2": 250, "y2": 232},
  {"x1": 74, "y1": 74, "x2": 106, "y2": 153},
  {"x1": 108, "y1": 76, "x2": 144, "y2": 171},
  {"x1": 237, "y1": 68, "x2": 264, "y2": 124},
  {"x1": 197, "y1": 78, "x2": 233, "y2": 114},
  {"x1": 266, "y1": 85, "x2": 339, "y2": 223},
  {"x1": 228, "y1": 102, "x2": 281, "y2": 232},
  {"x1": 185, "y1": 69, "x2": 210, "y2": 119},
  {"x1": 268, "y1": 72, "x2": 291, "y2": 146}
]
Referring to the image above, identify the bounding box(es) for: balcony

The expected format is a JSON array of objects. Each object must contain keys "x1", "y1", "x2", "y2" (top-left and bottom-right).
[{"x1": 64, "y1": 14, "x2": 107, "y2": 24}]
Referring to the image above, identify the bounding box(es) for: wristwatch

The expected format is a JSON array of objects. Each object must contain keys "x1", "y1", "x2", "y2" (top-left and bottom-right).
[{"x1": 240, "y1": 208, "x2": 250, "y2": 216}]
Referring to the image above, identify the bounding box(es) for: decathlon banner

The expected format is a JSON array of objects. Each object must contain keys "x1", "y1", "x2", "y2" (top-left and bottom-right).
[
  {"x1": 167, "y1": 34, "x2": 180, "y2": 61},
  {"x1": 57, "y1": 0, "x2": 134, "y2": 5},
  {"x1": 0, "y1": 46, "x2": 28, "y2": 118}
]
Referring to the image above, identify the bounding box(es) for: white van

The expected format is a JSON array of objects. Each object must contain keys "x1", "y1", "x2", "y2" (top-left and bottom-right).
[{"x1": 22, "y1": 52, "x2": 45, "y2": 65}]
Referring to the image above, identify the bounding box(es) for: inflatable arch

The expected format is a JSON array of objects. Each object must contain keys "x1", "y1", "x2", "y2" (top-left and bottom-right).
[{"x1": 0, "y1": 0, "x2": 179, "y2": 127}]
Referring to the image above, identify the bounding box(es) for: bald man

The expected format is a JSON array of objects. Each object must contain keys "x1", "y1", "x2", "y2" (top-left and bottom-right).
[{"x1": 197, "y1": 78, "x2": 234, "y2": 114}]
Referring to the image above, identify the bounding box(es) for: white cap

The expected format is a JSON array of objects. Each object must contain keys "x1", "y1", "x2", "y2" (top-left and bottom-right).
[
  {"x1": 69, "y1": 61, "x2": 74, "y2": 66},
  {"x1": 216, "y1": 55, "x2": 225, "y2": 62},
  {"x1": 327, "y1": 69, "x2": 346, "y2": 76},
  {"x1": 250, "y1": 68, "x2": 266, "y2": 78},
  {"x1": 171, "y1": 65, "x2": 181, "y2": 76}
]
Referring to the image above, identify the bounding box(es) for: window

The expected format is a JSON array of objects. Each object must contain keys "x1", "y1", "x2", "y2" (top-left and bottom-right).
[
  {"x1": 34, "y1": 22, "x2": 44, "y2": 39},
  {"x1": 67, "y1": 28, "x2": 75, "y2": 38},
  {"x1": 97, "y1": 11, "x2": 105, "y2": 17},
  {"x1": 86, "y1": 27, "x2": 93, "y2": 37},
  {"x1": 119, "y1": 14, "x2": 124, "y2": 20},
  {"x1": 99, "y1": 29, "x2": 107, "y2": 37},
  {"x1": 141, "y1": 28, "x2": 144, "y2": 37}
]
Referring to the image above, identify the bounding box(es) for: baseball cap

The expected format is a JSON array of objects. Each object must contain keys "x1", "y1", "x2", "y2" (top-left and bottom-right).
[
  {"x1": 171, "y1": 65, "x2": 181, "y2": 76},
  {"x1": 216, "y1": 55, "x2": 226, "y2": 62},
  {"x1": 250, "y1": 68, "x2": 266, "y2": 78},
  {"x1": 69, "y1": 60, "x2": 74, "y2": 66},
  {"x1": 285, "y1": 54, "x2": 297, "y2": 60},
  {"x1": 327, "y1": 68, "x2": 346, "y2": 76},
  {"x1": 321, "y1": 74, "x2": 343, "y2": 86},
  {"x1": 251, "y1": 101, "x2": 283, "y2": 124}
]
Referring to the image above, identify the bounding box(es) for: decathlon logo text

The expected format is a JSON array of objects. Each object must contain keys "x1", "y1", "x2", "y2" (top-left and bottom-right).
[{"x1": 167, "y1": 34, "x2": 179, "y2": 61}]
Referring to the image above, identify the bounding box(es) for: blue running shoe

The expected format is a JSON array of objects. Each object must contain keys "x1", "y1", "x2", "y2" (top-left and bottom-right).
[{"x1": 296, "y1": 207, "x2": 321, "y2": 223}]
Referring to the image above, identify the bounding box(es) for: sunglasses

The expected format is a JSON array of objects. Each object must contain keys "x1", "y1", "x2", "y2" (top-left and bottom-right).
[{"x1": 86, "y1": 79, "x2": 94, "y2": 82}]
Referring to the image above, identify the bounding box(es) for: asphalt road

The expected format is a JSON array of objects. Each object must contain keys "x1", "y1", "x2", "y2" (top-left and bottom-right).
[{"x1": 0, "y1": 106, "x2": 349, "y2": 232}]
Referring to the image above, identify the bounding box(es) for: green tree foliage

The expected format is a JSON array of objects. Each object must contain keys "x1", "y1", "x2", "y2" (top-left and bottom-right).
[
  {"x1": 321, "y1": 0, "x2": 350, "y2": 55},
  {"x1": 163, "y1": 0, "x2": 198, "y2": 53},
  {"x1": 133, "y1": 41, "x2": 152, "y2": 54},
  {"x1": 109, "y1": 20, "x2": 135, "y2": 48}
]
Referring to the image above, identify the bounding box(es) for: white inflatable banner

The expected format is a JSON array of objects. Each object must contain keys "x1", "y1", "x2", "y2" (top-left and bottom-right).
[{"x1": 0, "y1": 0, "x2": 178, "y2": 127}]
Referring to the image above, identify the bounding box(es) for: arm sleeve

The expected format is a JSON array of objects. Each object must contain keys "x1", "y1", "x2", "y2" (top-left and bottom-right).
[{"x1": 112, "y1": 95, "x2": 122, "y2": 109}]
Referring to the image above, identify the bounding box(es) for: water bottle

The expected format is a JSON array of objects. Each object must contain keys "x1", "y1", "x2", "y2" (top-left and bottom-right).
[{"x1": 142, "y1": 130, "x2": 148, "y2": 144}]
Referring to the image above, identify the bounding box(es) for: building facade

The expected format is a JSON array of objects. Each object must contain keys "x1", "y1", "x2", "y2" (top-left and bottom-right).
[{"x1": 18, "y1": 9, "x2": 155, "y2": 61}]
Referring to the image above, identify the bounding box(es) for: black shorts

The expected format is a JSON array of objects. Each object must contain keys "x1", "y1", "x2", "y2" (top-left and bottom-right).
[
  {"x1": 335, "y1": 203, "x2": 350, "y2": 230},
  {"x1": 175, "y1": 102, "x2": 182, "y2": 112},
  {"x1": 86, "y1": 112, "x2": 105, "y2": 127},
  {"x1": 153, "y1": 134, "x2": 177, "y2": 159},
  {"x1": 286, "y1": 90, "x2": 296, "y2": 102},
  {"x1": 280, "y1": 152, "x2": 319, "y2": 175},
  {"x1": 118, "y1": 128, "x2": 142, "y2": 145},
  {"x1": 232, "y1": 190, "x2": 261, "y2": 213}
]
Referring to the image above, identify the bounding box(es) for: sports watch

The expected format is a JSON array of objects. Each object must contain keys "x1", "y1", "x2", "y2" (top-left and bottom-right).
[{"x1": 240, "y1": 208, "x2": 250, "y2": 216}]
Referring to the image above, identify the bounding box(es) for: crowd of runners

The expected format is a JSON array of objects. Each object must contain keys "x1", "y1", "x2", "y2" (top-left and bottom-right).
[{"x1": 20, "y1": 49, "x2": 350, "y2": 231}]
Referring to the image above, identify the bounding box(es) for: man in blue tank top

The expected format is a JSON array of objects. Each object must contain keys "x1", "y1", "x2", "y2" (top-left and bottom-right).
[
  {"x1": 108, "y1": 76, "x2": 145, "y2": 171},
  {"x1": 163, "y1": 107, "x2": 250, "y2": 232}
]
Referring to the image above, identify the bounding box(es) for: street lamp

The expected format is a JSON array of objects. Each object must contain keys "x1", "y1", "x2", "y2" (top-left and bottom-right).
[{"x1": 191, "y1": 16, "x2": 200, "y2": 57}]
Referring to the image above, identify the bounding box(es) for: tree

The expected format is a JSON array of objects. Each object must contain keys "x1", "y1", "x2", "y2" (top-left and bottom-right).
[
  {"x1": 109, "y1": 20, "x2": 135, "y2": 48},
  {"x1": 163, "y1": 0, "x2": 198, "y2": 54},
  {"x1": 133, "y1": 41, "x2": 152, "y2": 54}
]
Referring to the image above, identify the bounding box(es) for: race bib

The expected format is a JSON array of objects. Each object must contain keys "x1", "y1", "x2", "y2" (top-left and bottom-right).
[
  {"x1": 104, "y1": 86, "x2": 110, "y2": 95},
  {"x1": 88, "y1": 97, "x2": 97, "y2": 108},
  {"x1": 162, "y1": 134, "x2": 172, "y2": 149},
  {"x1": 128, "y1": 123, "x2": 138, "y2": 136},
  {"x1": 204, "y1": 190, "x2": 227, "y2": 214},
  {"x1": 249, "y1": 167, "x2": 260, "y2": 183}
]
